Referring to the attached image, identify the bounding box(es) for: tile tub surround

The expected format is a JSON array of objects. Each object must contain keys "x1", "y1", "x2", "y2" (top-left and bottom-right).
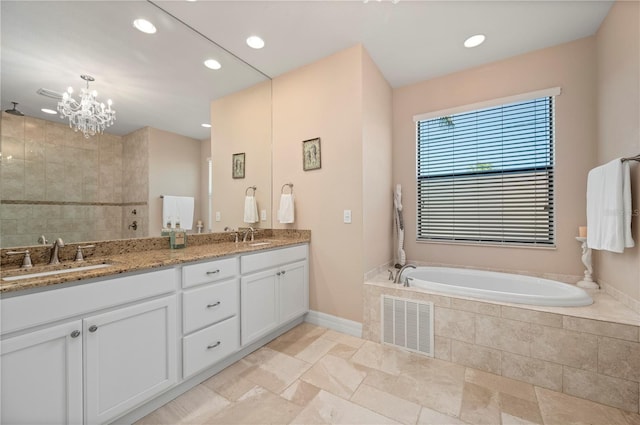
[
  {"x1": 363, "y1": 279, "x2": 640, "y2": 413},
  {"x1": 0, "y1": 229, "x2": 310, "y2": 293},
  {"x1": 135, "y1": 323, "x2": 640, "y2": 425}
]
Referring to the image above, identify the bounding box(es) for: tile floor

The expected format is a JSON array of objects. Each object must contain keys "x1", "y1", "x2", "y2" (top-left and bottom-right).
[{"x1": 136, "y1": 323, "x2": 640, "y2": 424}]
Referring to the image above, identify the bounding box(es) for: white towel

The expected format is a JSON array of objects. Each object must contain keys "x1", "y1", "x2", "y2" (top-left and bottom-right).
[
  {"x1": 278, "y1": 194, "x2": 295, "y2": 224},
  {"x1": 244, "y1": 195, "x2": 259, "y2": 223},
  {"x1": 162, "y1": 196, "x2": 195, "y2": 230},
  {"x1": 586, "y1": 159, "x2": 634, "y2": 253}
]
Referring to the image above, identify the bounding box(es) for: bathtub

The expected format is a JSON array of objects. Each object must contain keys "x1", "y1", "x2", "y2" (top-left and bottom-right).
[{"x1": 402, "y1": 267, "x2": 593, "y2": 307}]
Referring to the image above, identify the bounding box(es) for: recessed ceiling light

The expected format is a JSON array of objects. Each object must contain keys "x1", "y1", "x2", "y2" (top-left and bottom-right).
[
  {"x1": 464, "y1": 34, "x2": 485, "y2": 48},
  {"x1": 41, "y1": 108, "x2": 57, "y2": 115},
  {"x1": 204, "y1": 59, "x2": 222, "y2": 70},
  {"x1": 246, "y1": 36, "x2": 265, "y2": 49},
  {"x1": 133, "y1": 19, "x2": 156, "y2": 34},
  {"x1": 201, "y1": 123, "x2": 212, "y2": 128}
]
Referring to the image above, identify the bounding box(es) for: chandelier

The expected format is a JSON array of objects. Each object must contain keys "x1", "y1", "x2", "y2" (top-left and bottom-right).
[{"x1": 57, "y1": 74, "x2": 116, "y2": 138}]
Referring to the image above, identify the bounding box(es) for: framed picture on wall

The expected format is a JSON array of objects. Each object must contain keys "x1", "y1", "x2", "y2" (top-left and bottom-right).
[
  {"x1": 302, "y1": 138, "x2": 321, "y2": 171},
  {"x1": 232, "y1": 152, "x2": 245, "y2": 179}
]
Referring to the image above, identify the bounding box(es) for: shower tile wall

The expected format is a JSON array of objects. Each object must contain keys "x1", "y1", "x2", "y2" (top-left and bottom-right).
[
  {"x1": 0, "y1": 112, "x2": 147, "y2": 247},
  {"x1": 122, "y1": 127, "x2": 149, "y2": 239}
]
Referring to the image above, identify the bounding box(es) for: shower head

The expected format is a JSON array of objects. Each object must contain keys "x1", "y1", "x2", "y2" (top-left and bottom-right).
[{"x1": 5, "y1": 102, "x2": 24, "y2": 116}]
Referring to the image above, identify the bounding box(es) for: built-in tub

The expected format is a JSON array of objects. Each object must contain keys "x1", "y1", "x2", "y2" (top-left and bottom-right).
[{"x1": 402, "y1": 266, "x2": 593, "y2": 307}]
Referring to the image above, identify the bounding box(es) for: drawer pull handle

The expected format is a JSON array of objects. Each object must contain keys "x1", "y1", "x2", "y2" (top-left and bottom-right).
[
  {"x1": 88, "y1": 325, "x2": 98, "y2": 333},
  {"x1": 70, "y1": 330, "x2": 81, "y2": 338},
  {"x1": 206, "y1": 301, "x2": 221, "y2": 308},
  {"x1": 206, "y1": 269, "x2": 221, "y2": 275},
  {"x1": 207, "y1": 341, "x2": 221, "y2": 349}
]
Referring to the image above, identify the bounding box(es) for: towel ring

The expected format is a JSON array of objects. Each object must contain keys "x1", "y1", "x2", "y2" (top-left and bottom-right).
[
  {"x1": 281, "y1": 183, "x2": 294, "y2": 194},
  {"x1": 245, "y1": 186, "x2": 257, "y2": 196}
]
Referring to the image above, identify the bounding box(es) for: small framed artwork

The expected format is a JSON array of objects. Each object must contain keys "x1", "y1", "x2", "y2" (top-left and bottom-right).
[
  {"x1": 302, "y1": 138, "x2": 321, "y2": 171},
  {"x1": 232, "y1": 153, "x2": 245, "y2": 179}
]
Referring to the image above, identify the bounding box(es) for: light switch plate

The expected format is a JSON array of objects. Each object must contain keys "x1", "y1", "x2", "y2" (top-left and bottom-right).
[
  {"x1": 343, "y1": 210, "x2": 352, "y2": 224},
  {"x1": 261, "y1": 209, "x2": 267, "y2": 221},
  {"x1": 215, "y1": 211, "x2": 221, "y2": 222}
]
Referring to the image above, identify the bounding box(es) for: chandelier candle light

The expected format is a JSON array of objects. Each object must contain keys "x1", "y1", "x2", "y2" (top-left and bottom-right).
[{"x1": 57, "y1": 74, "x2": 116, "y2": 138}]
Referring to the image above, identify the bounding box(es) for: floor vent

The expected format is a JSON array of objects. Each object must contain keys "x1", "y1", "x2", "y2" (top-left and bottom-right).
[{"x1": 381, "y1": 295, "x2": 434, "y2": 357}]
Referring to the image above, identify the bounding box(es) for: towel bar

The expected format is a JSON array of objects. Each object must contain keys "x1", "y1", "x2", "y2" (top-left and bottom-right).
[
  {"x1": 281, "y1": 183, "x2": 294, "y2": 194},
  {"x1": 621, "y1": 154, "x2": 640, "y2": 163},
  {"x1": 245, "y1": 186, "x2": 257, "y2": 196}
]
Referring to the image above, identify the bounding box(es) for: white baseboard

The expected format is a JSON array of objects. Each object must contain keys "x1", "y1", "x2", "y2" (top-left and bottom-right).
[{"x1": 305, "y1": 310, "x2": 362, "y2": 338}]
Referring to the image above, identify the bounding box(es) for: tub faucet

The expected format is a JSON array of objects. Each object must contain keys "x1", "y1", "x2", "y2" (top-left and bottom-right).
[
  {"x1": 48, "y1": 238, "x2": 65, "y2": 265},
  {"x1": 394, "y1": 264, "x2": 416, "y2": 286}
]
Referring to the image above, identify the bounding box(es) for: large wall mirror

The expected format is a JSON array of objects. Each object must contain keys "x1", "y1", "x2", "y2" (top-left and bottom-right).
[{"x1": 0, "y1": 1, "x2": 272, "y2": 248}]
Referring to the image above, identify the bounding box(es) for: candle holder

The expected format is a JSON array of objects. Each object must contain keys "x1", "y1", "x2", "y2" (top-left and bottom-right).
[{"x1": 575, "y1": 237, "x2": 599, "y2": 289}]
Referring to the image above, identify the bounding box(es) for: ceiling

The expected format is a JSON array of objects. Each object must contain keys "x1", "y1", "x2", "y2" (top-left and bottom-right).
[{"x1": 1, "y1": 1, "x2": 612, "y2": 141}]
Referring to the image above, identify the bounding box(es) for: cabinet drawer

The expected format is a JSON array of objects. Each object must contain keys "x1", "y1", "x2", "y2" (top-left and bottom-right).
[
  {"x1": 182, "y1": 257, "x2": 238, "y2": 288},
  {"x1": 241, "y1": 244, "x2": 308, "y2": 274},
  {"x1": 183, "y1": 316, "x2": 239, "y2": 378},
  {"x1": 183, "y1": 279, "x2": 239, "y2": 334}
]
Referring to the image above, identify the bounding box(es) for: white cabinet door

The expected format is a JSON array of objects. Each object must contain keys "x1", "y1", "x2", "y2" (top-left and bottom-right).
[
  {"x1": 241, "y1": 269, "x2": 278, "y2": 346},
  {"x1": 1, "y1": 320, "x2": 83, "y2": 425},
  {"x1": 278, "y1": 260, "x2": 309, "y2": 324},
  {"x1": 84, "y1": 295, "x2": 177, "y2": 424}
]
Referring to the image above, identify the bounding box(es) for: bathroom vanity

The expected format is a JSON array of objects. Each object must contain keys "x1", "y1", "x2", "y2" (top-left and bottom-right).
[{"x1": 0, "y1": 237, "x2": 309, "y2": 425}]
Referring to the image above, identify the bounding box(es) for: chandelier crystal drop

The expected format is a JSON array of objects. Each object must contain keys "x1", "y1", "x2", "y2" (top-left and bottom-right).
[{"x1": 57, "y1": 74, "x2": 116, "y2": 138}]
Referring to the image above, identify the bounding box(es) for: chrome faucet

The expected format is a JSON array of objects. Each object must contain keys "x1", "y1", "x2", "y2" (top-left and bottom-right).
[
  {"x1": 394, "y1": 264, "x2": 416, "y2": 286},
  {"x1": 242, "y1": 227, "x2": 255, "y2": 242},
  {"x1": 224, "y1": 227, "x2": 239, "y2": 243},
  {"x1": 48, "y1": 238, "x2": 65, "y2": 265}
]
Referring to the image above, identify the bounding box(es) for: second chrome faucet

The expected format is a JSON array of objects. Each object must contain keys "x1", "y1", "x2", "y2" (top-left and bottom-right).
[{"x1": 48, "y1": 238, "x2": 65, "y2": 265}]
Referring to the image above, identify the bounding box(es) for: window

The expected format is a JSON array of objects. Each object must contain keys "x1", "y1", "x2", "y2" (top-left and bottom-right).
[{"x1": 416, "y1": 92, "x2": 556, "y2": 246}]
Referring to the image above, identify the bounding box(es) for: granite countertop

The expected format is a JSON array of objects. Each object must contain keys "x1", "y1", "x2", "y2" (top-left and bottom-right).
[{"x1": 1, "y1": 232, "x2": 309, "y2": 294}]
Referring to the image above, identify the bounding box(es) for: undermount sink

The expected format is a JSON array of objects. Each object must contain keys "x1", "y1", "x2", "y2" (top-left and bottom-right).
[
  {"x1": 2, "y1": 263, "x2": 113, "y2": 281},
  {"x1": 248, "y1": 242, "x2": 272, "y2": 247}
]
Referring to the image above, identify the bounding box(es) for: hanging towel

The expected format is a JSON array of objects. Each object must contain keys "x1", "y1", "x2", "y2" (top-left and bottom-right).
[
  {"x1": 278, "y1": 193, "x2": 295, "y2": 224},
  {"x1": 162, "y1": 196, "x2": 195, "y2": 230},
  {"x1": 244, "y1": 195, "x2": 259, "y2": 223},
  {"x1": 586, "y1": 159, "x2": 634, "y2": 253}
]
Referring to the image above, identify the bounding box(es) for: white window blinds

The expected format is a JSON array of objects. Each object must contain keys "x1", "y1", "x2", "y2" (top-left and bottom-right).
[{"x1": 416, "y1": 95, "x2": 555, "y2": 246}]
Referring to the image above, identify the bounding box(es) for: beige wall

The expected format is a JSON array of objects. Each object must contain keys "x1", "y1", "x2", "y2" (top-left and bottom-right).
[
  {"x1": 200, "y1": 138, "x2": 212, "y2": 232},
  {"x1": 148, "y1": 127, "x2": 202, "y2": 235},
  {"x1": 362, "y1": 50, "x2": 393, "y2": 274},
  {"x1": 272, "y1": 45, "x2": 366, "y2": 322},
  {"x1": 211, "y1": 80, "x2": 272, "y2": 232},
  {"x1": 392, "y1": 37, "x2": 597, "y2": 278},
  {"x1": 595, "y1": 0, "x2": 640, "y2": 303}
]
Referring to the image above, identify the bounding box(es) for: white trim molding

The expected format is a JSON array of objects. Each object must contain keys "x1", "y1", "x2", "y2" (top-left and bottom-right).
[
  {"x1": 413, "y1": 86, "x2": 562, "y2": 122},
  {"x1": 305, "y1": 310, "x2": 363, "y2": 338}
]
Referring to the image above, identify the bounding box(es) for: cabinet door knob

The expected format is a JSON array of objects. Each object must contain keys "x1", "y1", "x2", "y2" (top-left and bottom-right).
[
  {"x1": 206, "y1": 269, "x2": 220, "y2": 275},
  {"x1": 276, "y1": 272, "x2": 281, "y2": 276},
  {"x1": 70, "y1": 330, "x2": 81, "y2": 338},
  {"x1": 281, "y1": 270, "x2": 286, "y2": 275},
  {"x1": 88, "y1": 325, "x2": 98, "y2": 333},
  {"x1": 206, "y1": 301, "x2": 221, "y2": 308},
  {"x1": 207, "y1": 341, "x2": 221, "y2": 349}
]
